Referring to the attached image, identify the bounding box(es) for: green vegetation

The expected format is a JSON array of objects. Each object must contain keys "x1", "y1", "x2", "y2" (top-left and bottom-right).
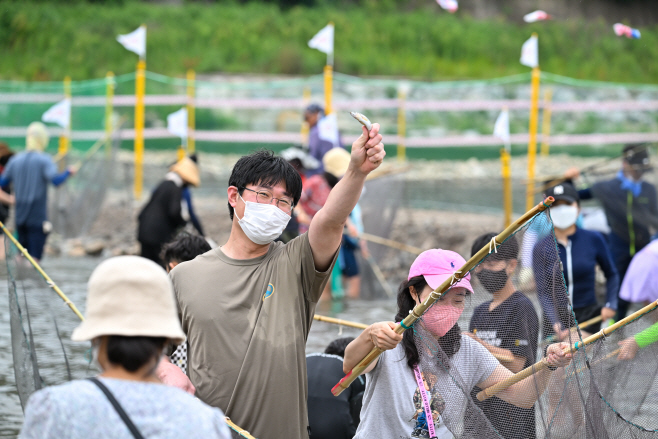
[{"x1": 0, "y1": 1, "x2": 656, "y2": 83}]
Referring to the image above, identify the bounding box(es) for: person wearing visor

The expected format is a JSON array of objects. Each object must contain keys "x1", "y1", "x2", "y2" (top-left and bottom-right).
[
  {"x1": 565, "y1": 144, "x2": 658, "y2": 320},
  {"x1": 19, "y1": 256, "x2": 230, "y2": 439},
  {"x1": 534, "y1": 183, "x2": 619, "y2": 338},
  {"x1": 158, "y1": 124, "x2": 385, "y2": 439},
  {"x1": 467, "y1": 234, "x2": 538, "y2": 439},
  {"x1": 345, "y1": 249, "x2": 572, "y2": 439}
]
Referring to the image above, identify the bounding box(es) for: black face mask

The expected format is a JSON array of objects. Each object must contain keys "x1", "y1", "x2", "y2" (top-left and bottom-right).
[{"x1": 476, "y1": 268, "x2": 508, "y2": 294}]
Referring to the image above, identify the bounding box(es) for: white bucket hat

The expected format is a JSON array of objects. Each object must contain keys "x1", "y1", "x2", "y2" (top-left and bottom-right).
[{"x1": 71, "y1": 256, "x2": 185, "y2": 344}]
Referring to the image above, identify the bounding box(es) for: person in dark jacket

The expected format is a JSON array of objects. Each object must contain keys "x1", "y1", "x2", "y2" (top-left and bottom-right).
[
  {"x1": 533, "y1": 183, "x2": 619, "y2": 337},
  {"x1": 137, "y1": 157, "x2": 200, "y2": 266},
  {"x1": 565, "y1": 144, "x2": 657, "y2": 319},
  {"x1": 306, "y1": 337, "x2": 365, "y2": 439}
]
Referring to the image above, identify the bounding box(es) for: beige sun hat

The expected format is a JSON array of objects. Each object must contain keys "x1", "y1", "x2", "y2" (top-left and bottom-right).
[
  {"x1": 323, "y1": 147, "x2": 351, "y2": 178},
  {"x1": 71, "y1": 256, "x2": 185, "y2": 344},
  {"x1": 169, "y1": 156, "x2": 200, "y2": 187},
  {"x1": 26, "y1": 122, "x2": 49, "y2": 152}
]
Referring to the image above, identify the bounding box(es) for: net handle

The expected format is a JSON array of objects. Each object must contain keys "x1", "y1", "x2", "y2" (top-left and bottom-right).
[
  {"x1": 331, "y1": 196, "x2": 555, "y2": 397},
  {"x1": 314, "y1": 315, "x2": 368, "y2": 330},
  {"x1": 476, "y1": 299, "x2": 658, "y2": 401},
  {"x1": 1, "y1": 221, "x2": 85, "y2": 321}
]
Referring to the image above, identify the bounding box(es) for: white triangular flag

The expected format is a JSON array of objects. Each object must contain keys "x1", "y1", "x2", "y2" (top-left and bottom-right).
[
  {"x1": 42, "y1": 98, "x2": 71, "y2": 129},
  {"x1": 317, "y1": 113, "x2": 339, "y2": 146},
  {"x1": 167, "y1": 108, "x2": 188, "y2": 139},
  {"x1": 494, "y1": 108, "x2": 510, "y2": 150},
  {"x1": 308, "y1": 24, "x2": 334, "y2": 55},
  {"x1": 520, "y1": 34, "x2": 539, "y2": 68},
  {"x1": 117, "y1": 26, "x2": 146, "y2": 58}
]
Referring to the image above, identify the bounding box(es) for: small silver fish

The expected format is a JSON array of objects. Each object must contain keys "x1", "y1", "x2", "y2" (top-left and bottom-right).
[{"x1": 349, "y1": 111, "x2": 372, "y2": 131}]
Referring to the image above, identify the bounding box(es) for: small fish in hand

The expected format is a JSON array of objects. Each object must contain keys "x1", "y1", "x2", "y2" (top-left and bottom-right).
[{"x1": 350, "y1": 112, "x2": 372, "y2": 131}]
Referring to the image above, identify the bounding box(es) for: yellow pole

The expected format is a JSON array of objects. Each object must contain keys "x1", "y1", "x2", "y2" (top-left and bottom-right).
[
  {"x1": 0, "y1": 221, "x2": 84, "y2": 321},
  {"x1": 105, "y1": 72, "x2": 115, "y2": 157},
  {"x1": 301, "y1": 86, "x2": 311, "y2": 145},
  {"x1": 186, "y1": 69, "x2": 195, "y2": 155},
  {"x1": 323, "y1": 65, "x2": 333, "y2": 115},
  {"x1": 540, "y1": 88, "x2": 553, "y2": 157},
  {"x1": 501, "y1": 148, "x2": 512, "y2": 227},
  {"x1": 397, "y1": 89, "x2": 407, "y2": 162},
  {"x1": 134, "y1": 59, "x2": 146, "y2": 200},
  {"x1": 525, "y1": 65, "x2": 541, "y2": 211},
  {"x1": 58, "y1": 76, "x2": 72, "y2": 171}
]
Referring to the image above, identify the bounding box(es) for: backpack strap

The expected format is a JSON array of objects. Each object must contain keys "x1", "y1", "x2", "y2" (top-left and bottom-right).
[{"x1": 88, "y1": 378, "x2": 146, "y2": 439}]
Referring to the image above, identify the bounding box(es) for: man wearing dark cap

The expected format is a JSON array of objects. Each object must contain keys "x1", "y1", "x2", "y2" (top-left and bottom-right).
[
  {"x1": 304, "y1": 104, "x2": 335, "y2": 175},
  {"x1": 565, "y1": 144, "x2": 658, "y2": 319}
]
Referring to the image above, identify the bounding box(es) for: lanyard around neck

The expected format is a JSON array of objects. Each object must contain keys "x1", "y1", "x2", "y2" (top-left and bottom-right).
[{"x1": 413, "y1": 364, "x2": 437, "y2": 438}]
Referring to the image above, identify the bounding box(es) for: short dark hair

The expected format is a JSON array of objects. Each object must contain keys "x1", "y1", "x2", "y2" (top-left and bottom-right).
[
  {"x1": 227, "y1": 150, "x2": 302, "y2": 220},
  {"x1": 471, "y1": 232, "x2": 519, "y2": 261},
  {"x1": 325, "y1": 337, "x2": 355, "y2": 357},
  {"x1": 160, "y1": 232, "x2": 211, "y2": 266},
  {"x1": 106, "y1": 335, "x2": 167, "y2": 372},
  {"x1": 305, "y1": 103, "x2": 324, "y2": 115}
]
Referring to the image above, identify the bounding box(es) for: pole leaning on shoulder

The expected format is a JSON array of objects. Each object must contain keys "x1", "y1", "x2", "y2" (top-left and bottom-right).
[
  {"x1": 476, "y1": 299, "x2": 658, "y2": 401},
  {"x1": 332, "y1": 197, "x2": 555, "y2": 396},
  {"x1": 1, "y1": 221, "x2": 85, "y2": 321},
  {"x1": 225, "y1": 417, "x2": 257, "y2": 439}
]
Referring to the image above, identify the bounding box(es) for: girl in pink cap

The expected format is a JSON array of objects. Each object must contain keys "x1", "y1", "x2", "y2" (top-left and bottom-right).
[{"x1": 344, "y1": 249, "x2": 572, "y2": 439}]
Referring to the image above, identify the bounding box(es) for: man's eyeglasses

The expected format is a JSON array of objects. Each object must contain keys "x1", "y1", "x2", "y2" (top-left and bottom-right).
[{"x1": 241, "y1": 187, "x2": 295, "y2": 214}]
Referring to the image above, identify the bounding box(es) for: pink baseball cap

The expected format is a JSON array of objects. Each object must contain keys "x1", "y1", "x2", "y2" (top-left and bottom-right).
[{"x1": 408, "y1": 249, "x2": 473, "y2": 293}]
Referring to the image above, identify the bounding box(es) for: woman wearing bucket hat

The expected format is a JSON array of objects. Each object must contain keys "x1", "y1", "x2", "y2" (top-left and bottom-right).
[
  {"x1": 344, "y1": 249, "x2": 572, "y2": 439},
  {"x1": 19, "y1": 256, "x2": 230, "y2": 439},
  {"x1": 137, "y1": 156, "x2": 202, "y2": 267}
]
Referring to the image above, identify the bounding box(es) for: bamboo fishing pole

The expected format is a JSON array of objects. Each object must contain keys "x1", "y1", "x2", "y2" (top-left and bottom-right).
[
  {"x1": 476, "y1": 299, "x2": 658, "y2": 401},
  {"x1": 532, "y1": 144, "x2": 653, "y2": 195},
  {"x1": 567, "y1": 348, "x2": 620, "y2": 378},
  {"x1": 314, "y1": 315, "x2": 368, "y2": 329},
  {"x1": 543, "y1": 315, "x2": 603, "y2": 344},
  {"x1": 332, "y1": 197, "x2": 555, "y2": 396},
  {"x1": 0, "y1": 221, "x2": 84, "y2": 321},
  {"x1": 314, "y1": 315, "x2": 514, "y2": 363},
  {"x1": 360, "y1": 232, "x2": 423, "y2": 255},
  {"x1": 225, "y1": 417, "x2": 257, "y2": 439}
]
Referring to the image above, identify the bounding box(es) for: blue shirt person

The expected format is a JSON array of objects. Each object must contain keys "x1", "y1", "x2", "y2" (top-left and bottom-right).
[
  {"x1": 0, "y1": 122, "x2": 74, "y2": 260},
  {"x1": 533, "y1": 183, "x2": 619, "y2": 337}
]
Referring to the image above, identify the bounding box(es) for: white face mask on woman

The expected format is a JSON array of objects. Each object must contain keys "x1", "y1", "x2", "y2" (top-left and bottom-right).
[
  {"x1": 550, "y1": 204, "x2": 579, "y2": 229},
  {"x1": 236, "y1": 196, "x2": 291, "y2": 245}
]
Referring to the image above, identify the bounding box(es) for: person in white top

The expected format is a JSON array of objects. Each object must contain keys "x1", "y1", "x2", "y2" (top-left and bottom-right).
[{"x1": 344, "y1": 249, "x2": 573, "y2": 439}]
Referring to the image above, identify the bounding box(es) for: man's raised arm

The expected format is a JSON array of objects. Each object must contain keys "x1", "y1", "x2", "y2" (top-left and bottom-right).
[{"x1": 308, "y1": 123, "x2": 385, "y2": 271}]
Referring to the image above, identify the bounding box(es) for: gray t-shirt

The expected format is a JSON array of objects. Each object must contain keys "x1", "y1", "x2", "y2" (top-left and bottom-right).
[
  {"x1": 354, "y1": 335, "x2": 499, "y2": 439},
  {"x1": 19, "y1": 377, "x2": 230, "y2": 439},
  {"x1": 170, "y1": 232, "x2": 335, "y2": 439}
]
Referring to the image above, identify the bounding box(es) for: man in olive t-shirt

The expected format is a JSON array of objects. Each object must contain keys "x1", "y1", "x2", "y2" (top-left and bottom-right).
[{"x1": 158, "y1": 126, "x2": 386, "y2": 439}]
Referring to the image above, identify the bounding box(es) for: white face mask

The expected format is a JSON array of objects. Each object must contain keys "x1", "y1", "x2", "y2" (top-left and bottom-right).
[
  {"x1": 236, "y1": 196, "x2": 291, "y2": 245},
  {"x1": 550, "y1": 205, "x2": 579, "y2": 229}
]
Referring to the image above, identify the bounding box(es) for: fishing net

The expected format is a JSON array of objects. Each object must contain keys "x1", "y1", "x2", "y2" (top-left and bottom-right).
[
  {"x1": 409, "y1": 209, "x2": 658, "y2": 439},
  {"x1": 49, "y1": 127, "x2": 121, "y2": 238},
  {"x1": 5, "y1": 239, "x2": 92, "y2": 411}
]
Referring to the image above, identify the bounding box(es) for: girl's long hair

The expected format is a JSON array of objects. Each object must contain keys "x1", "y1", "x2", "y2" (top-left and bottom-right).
[{"x1": 395, "y1": 276, "x2": 462, "y2": 370}]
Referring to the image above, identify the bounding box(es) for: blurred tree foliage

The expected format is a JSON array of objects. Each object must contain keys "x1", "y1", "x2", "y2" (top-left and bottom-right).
[{"x1": 0, "y1": 0, "x2": 655, "y2": 83}]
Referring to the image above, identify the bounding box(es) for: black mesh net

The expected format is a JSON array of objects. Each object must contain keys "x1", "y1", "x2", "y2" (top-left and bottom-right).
[
  {"x1": 409, "y1": 209, "x2": 658, "y2": 438},
  {"x1": 5, "y1": 239, "x2": 92, "y2": 410}
]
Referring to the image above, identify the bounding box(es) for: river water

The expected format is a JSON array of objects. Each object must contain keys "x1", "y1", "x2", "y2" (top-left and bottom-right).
[{"x1": 0, "y1": 256, "x2": 397, "y2": 437}]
